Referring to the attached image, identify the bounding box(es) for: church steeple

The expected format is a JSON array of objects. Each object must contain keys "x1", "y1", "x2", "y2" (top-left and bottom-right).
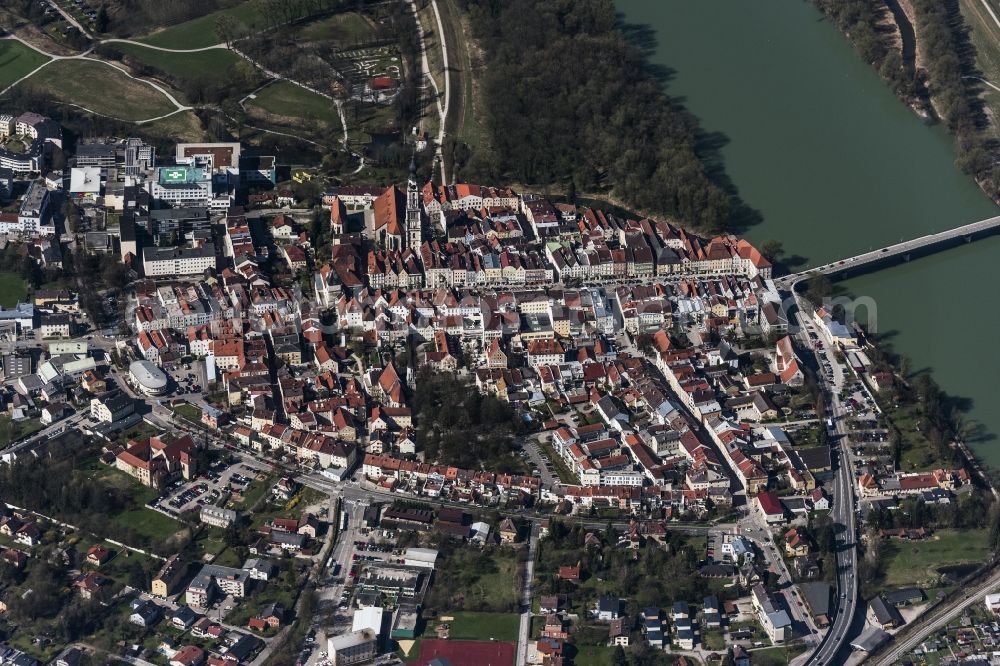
[{"x1": 405, "y1": 154, "x2": 421, "y2": 249}]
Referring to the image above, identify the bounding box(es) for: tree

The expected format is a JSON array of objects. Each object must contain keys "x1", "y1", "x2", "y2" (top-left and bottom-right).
[
  {"x1": 95, "y1": 4, "x2": 109, "y2": 33},
  {"x1": 760, "y1": 239, "x2": 784, "y2": 262},
  {"x1": 805, "y1": 274, "x2": 833, "y2": 304}
]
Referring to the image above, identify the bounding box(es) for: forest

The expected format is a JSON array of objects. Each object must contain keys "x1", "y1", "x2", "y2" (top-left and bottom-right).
[{"x1": 455, "y1": 0, "x2": 732, "y2": 233}]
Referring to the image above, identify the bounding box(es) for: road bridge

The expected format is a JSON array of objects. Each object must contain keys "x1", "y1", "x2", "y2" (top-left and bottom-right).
[{"x1": 775, "y1": 214, "x2": 1000, "y2": 290}]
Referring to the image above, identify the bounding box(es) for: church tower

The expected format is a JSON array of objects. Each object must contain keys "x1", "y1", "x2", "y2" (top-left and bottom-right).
[{"x1": 405, "y1": 156, "x2": 422, "y2": 250}]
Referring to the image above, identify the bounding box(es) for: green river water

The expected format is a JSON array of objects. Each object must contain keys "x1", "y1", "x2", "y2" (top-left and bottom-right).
[{"x1": 615, "y1": 0, "x2": 1000, "y2": 465}]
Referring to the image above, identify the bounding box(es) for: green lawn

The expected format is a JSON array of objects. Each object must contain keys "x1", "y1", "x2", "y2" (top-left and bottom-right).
[
  {"x1": 300, "y1": 11, "x2": 376, "y2": 44},
  {"x1": 881, "y1": 528, "x2": 992, "y2": 589},
  {"x1": 112, "y1": 43, "x2": 249, "y2": 86},
  {"x1": 173, "y1": 402, "x2": 203, "y2": 423},
  {"x1": 138, "y1": 2, "x2": 267, "y2": 49},
  {"x1": 0, "y1": 40, "x2": 50, "y2": 90},
  {"x1": 0, "y1": 272, "x2": 27, "y2": 308},
  {"x1": 572, "y1": 646, "x2": 616, "y2": 666},
  {"x1": 0, "y1": 415, "x2": 42, "y2": 448},
  {"x1": 26, "y1": 59, "x2": 176, "y2": 121},
  {"x1": 89, "y1": 464, "x2": 186, "y2": 545},
  {"x1": 247, "y1": 80, "x2": 339, "y2": 124},
  {"x1": 446, "y1": 611, "x2": 520, "y2": 642}
]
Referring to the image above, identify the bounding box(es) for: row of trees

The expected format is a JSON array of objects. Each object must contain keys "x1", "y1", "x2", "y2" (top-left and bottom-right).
[
  {"x1": 456, "y1": 0, "x2": 732, "y2": 233},
  {"x1": 817, "y1": 0, "x2": 1000, "y2": 200},
  {"x1": 815, "y1": 0, "x2": 919, "y2": 103}
]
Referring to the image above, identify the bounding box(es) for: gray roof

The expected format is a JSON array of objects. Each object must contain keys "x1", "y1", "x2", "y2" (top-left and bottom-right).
[
  {"x1": 884, "y1": 587, "x2": 924, "y2": 606},
  {"x1": 851, "y1": 627, "x2": 891, "y2": 652},
  {"x1": 801, "y1": 582, "x2": 832, "y2": 617},
  {"x1": 869, "y1": 594, "x2": 903, "y2": 626}
]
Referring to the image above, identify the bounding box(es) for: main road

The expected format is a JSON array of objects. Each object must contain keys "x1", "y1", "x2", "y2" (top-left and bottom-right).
[{"x1": 789, "y1": 293, "x2": 860, "y2": 666}]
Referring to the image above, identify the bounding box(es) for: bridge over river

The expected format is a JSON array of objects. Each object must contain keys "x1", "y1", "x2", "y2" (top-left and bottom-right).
[{"x1": 774, "y1": 214, "x2": 1000, "y2": 289}]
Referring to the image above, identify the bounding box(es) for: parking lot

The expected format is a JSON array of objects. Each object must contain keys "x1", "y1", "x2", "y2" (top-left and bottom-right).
[{"x1": 157, "y1": 460, "x2": 268, "y2": 514}]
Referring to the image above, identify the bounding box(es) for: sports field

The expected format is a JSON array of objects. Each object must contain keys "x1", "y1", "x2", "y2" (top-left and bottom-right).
[
  {"x1": 0, "y1": 273, "x2": 27, "y2": 308},
  {"x1": 411, "y1": 639, "x2": 514, "y2": 666}
]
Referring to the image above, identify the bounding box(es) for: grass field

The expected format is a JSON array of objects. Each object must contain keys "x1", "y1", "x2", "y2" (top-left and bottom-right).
[
  {"x1": 446, "y1": 612, "x2": 520, "y2": 642},
  {"x1": 0, "y1": 272, "x2": 27, "y2": 308},
  {"x1": 138, "y1": 2, "x2": 266, "y2": 49},
  {"x1": 572, "y1": 646, "x2": 616, "y2": 666},
  {"x1": 247, "y1": 81, "x2": 340, "y2": 125},
  {"x1": 142, "y1": 110, "x2": 209, "y2": 142},
  {"x1": 0, "y1": 40, "x2": 50, "y2": 91},
  {"x1": 26, "y1": 59, "x2": 176, "y2": 121},
  {"x1": 300, "y1": 12, "x2": 376, "y2": 44},
  {"x1": 960, "y1": 0, "x2": 1000, "y2": 139},
  {"x1": 90, "y1": 465, "x2": 185, "y2": 544},
  {"x1": 113, "y1": 43, "x2": 248, "y2": 86},
  {"x1": 881, "y1": 528, "x2": 991, "y2": 589},
  {"x1": 172, "y1": 402, "x2": 203, "y2": 423}
]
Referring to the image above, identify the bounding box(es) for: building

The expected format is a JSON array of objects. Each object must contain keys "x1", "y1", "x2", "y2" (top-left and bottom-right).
[
  {"x1": 867, "y1": 594, "x2": 904, "y2": 630},
  {"x1": 89, "y1": 389, "x2": 134, "y2": 423},
  {"x1": 186, "y1": 564, "x2": 251, "y2": 607},
  {"x1": 17, "y1": 181, "x2": 53, "y2": 235},
  {"x1": 402, "y1": 547, "x2": 438, "y2": 569},
  {"x1": 200, "y1": 506, "x2": 237, "y2": 528},
  {"x1": 152, "y1": 554, "x2": 187, "y2": 597},
  {"x1": 142, "y1": 243, "x2": 217, "y2": 277},
  {"x1": 115, "y1": 434, "x2": 196, "y2": 488},
  {"x1": 327, "y1": 629, "x2": 378, "y2": 666},
  {"x1": 150, "y1": 164, "x2": 212, "y2": 206},
  {"x1": 751, "y1": 584, "x2": 792, "y2": 644},
  {"x1": 129, "y1": 359, "x2": 169, "y2": 396},
  {"x1": 40, "y1": 313, "x2": 71, "y2": 338}
]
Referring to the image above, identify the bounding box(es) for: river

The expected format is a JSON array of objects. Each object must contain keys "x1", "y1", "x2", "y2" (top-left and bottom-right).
[{"x1": 615, "y1": 0, "x2": 1000, "y2": 465}]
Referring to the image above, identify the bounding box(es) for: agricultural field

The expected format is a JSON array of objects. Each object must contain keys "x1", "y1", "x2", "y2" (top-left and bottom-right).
[
  {"x1": 25, "y1": 59, "x2": 177, "y2": 121},
  {"x1": 0, "y1": 40, "x2": 51, "y2": 90}
]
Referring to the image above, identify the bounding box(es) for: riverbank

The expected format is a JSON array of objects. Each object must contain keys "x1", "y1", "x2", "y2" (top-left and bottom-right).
[{"x1": 615, "y1": 0, "x2": 1000, "y2": 469}]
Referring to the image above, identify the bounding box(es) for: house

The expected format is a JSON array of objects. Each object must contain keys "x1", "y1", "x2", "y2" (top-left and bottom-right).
[
  {"x1": 172, "y1": 605, "x2": 200, "y2": 629},
  {"x1": 540, "y1": 595, "x2": 562, "y2": 614},
  {"x1": 596, "y1": 596, "x2": 623, "y2": 621},
  {"x1": 868, "y1": 594, "x2": 904, "y2": 630},
  {"x1": 811, "y1": 487, "x2": 830, "y2": 511},
  {"x1": 703, "y1": 595, "x2": 721, "y2": 629},
  {"x1": 74, "y1": 571, "x2": 111, "y2": 600},
  {"x1": 130, "y1": 599, "x2": 163, "y2": 627},
  {"x1": 499, "y1": 517, "x2": 519, "y2": 543},
  {"x1": 169, "y1": 645, "x2": 205, "y2": 666},
  {"x1": 558, "y1": 565, "x2": 581, "y2": 582},
  {"x1": 248, "y1": 603, "x2": 284, "y2": 631},
  {"x1": 783, "y1": 528, "x2": 810, "y2": 557},
  {"x1": 608, "y1": 617, "x2": 629, "y2": 646},
  {"x1": 85, "y1": 545, "x2": 112, "y2": 567},
  {"x1": 542, "y1": 613, "x2": 568, "y2": 640}
]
